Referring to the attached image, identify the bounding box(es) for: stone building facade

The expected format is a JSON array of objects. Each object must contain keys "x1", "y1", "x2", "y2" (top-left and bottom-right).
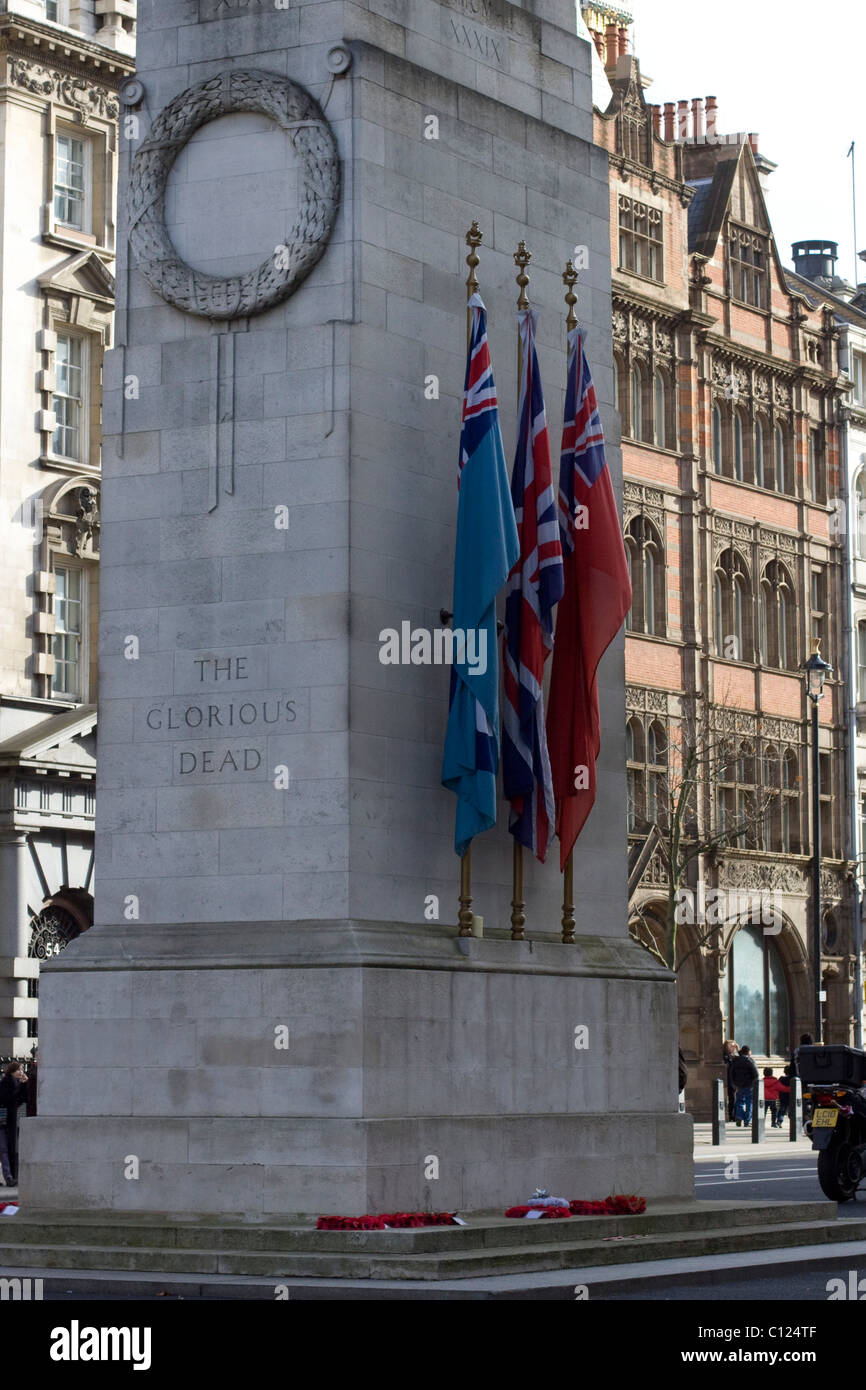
[
  {"x1": 584, "y1": 6, "x2": 857, "y2": 1116},
  {"x1": 0, "y1": 0, "x2": 133, "y2": 1054}
]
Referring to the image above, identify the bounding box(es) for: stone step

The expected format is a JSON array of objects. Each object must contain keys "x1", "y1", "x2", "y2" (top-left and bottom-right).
[
  {"x1": 1, "y1": 1216, "x2": 862, "y2": 1281},
  {"x1": 0, "y1": 1199, "x2": 835, "y2": 1256}
]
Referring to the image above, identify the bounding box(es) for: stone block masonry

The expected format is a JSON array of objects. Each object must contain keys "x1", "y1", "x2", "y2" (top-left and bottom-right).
[{"x1": 23, "y1": 0, "x2": 693, "y2": 1218}]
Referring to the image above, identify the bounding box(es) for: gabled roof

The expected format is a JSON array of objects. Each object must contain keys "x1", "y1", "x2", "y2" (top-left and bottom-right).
[
  {"x1": 687, "y1": 159, "x2": 739, "y2": 257},
  {"x1": 685, "y1": 140, "x2": 793, "y2": 298},
  {"x1": 0, "y1": 705, "x2": 97, "y2": 767},
  {"x1": 38, "y1": 250, "x2": 115, "y2": 305}
]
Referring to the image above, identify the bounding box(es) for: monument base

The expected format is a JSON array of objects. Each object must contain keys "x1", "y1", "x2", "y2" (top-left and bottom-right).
[{"x1": 22, "y1": 923, "x2": 693, "y2": 1216}]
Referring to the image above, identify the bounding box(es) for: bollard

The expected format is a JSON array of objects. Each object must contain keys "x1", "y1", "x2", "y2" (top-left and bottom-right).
[
  {"x1": 751, "y1": 1077, "x2": 764, "y2": 1143},
  {"x1": 711, "y1": 1077, "x2": 726, "y2": 1145},
  {"x1": 789, "y1": 1075, "x2": 803, "y2": 1142}
]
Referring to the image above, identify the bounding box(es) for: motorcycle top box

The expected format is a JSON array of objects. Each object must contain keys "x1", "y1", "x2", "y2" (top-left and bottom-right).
[{"x1": 797, "y1": 1044, "x2": 866, "y2": 1087}]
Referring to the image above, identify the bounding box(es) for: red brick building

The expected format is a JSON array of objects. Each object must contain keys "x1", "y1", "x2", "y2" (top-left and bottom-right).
[{"x1": 585, "y1": 9, "x2": 856, "y2": 1115}]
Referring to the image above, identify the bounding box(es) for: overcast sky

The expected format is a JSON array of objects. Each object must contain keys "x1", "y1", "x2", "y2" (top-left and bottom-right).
[{"x1": 621, "y1": 0, "x2": 866, "y2": 286}]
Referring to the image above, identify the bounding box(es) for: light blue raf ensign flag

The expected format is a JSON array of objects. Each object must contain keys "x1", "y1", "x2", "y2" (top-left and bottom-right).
[{"x1": 442, "y1": 293, "x2": 519, "y2": 857}]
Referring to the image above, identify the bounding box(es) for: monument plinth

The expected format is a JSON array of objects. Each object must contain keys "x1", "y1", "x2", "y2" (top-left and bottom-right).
[{"x1": 23, "y1": 0, "x2": 692, "y2": 1218}]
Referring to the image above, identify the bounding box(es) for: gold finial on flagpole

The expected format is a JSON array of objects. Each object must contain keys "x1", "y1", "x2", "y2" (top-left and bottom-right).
[
  {"x1": 514, "y1": 240, "x2": 532, "y2": 311},
  {"x1": 466, "y1": 221, "x2": 483, "y2": 298},
  {"x1": 562, "y1": 259, "x2": 579, "y2": 332}
]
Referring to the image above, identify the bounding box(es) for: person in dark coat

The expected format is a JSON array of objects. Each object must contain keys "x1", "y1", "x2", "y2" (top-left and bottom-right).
[
  {"x1": 26, "y1": 1047, "x2": 38, "y2": 1118},
  {"x1": 722, "y1": 1040, "x2": 739, "y2": 1120},
  {"x1": 0, "y1": 1061, "x2": 29, "y2": 1186},
  {"x1": 730, "y1": 1045, "x2": 759, "y2": 1126},
  {"x1": 777, "y1": 1066, "x2": 792, "y2": 1126}
]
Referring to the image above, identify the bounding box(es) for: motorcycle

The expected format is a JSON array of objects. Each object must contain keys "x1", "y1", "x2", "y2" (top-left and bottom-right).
[{"x1": 800, "y1": 1045, "x2": 866, "y2": 1203}]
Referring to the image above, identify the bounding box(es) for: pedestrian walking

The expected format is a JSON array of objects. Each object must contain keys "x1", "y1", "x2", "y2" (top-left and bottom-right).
[
  {"x1": 730, "y1": 1044, "x2": 758, "y2": 1126},
  {"x1": 763, "y1": 1067, "x2": 781, "y2": 1127},
  {"x1": 777, "y1": 1066, "x2": 792, "y2": 1126},
  {"x1": 0, "y1": 1061, "x2": 29, "y2": 1187},
  {"x1": 722, "y1": 1039, "x2": 739, "y2": 1120}
]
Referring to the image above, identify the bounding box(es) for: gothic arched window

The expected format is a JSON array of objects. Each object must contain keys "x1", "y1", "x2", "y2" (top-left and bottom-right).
[
  {"x1": 713, "y1": 403, "x2": 724, "y2": 474},
  {"x1": 759, "y1": 561, "x2": 796, "y2": 670},
  {"x1": 625, "y1": 515, "x2": 665, "y2": 636},
  {"x1": 733, "y1": 409, "x2": 744, "y2": 481},
  {"x1": 715, "y1": 549, "x2": 752, "y2": 660}
]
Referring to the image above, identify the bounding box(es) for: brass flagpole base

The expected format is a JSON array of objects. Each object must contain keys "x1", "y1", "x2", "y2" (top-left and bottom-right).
[
  {"x1": 458, "y1": 848, "x2": 473, "y2": 937},
  {"x1": 561, "y1": 851, "x2": 575, "y2": 944},
  {"x1": 510, "y1": 839, "x2": 526, "y2": 940}
]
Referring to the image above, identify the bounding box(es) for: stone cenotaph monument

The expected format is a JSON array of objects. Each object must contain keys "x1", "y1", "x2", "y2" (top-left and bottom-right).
[{"x1": 23, "y1": 0, "x2": 692, "y2": 1218}]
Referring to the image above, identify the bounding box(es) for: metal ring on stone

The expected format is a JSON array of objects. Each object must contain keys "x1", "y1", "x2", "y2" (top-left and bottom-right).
[
  {"x1": 127, "y1": 68, "x2": 341, "y2": 321},
  {"x1": 119, "y1": 77, "x2": 145, "y2": 108}
]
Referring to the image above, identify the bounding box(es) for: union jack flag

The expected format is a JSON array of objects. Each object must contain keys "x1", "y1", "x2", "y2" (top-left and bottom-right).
[
  {"x1": 458, "y1": 294, "x2": 501, "y2": 487},
  {"x1": 502, "y1": 309, "x2": 564, "y2": 860}
]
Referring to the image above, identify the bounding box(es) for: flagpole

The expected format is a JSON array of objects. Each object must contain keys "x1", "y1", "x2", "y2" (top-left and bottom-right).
[
  {"x1": 560, "y1": 259, "x2": 580, "y2": 945},
  {"x1": 457, "y1": 221, "x2": 483, "y2": 939},
  {"x1": 850, "y1": 141, "x2": 858, "y2": 288},
  {"x1": 509, "y1": 241, "x2": 532, "y2": 942}
]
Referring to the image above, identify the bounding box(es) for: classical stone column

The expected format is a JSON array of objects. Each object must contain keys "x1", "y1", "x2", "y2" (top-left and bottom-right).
[{"x1": 0, "y1": 833, "x2": 32, "y2": 1048}]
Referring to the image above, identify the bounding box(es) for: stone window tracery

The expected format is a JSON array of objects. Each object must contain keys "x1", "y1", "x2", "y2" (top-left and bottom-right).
[
  {"x1": 714, "y1": 548, "x2": 752, "y2": 661},
  {"x1": 625, "y1": 515, "x2": 665, "y2": 636},
  {"x1": 618, "y1": 196, "x2": 663, "y2": 281},
  {"x1": 759, "y1": 561, "x2": 797, "y2": 671},
  {"x1": 729, "y1": 224, "x2": 767, "y2": 309}
]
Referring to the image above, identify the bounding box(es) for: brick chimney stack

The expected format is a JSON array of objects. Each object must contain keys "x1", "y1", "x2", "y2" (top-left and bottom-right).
[
  {"x1": 664, "y1": 101, "x2": 675, "y2": 141},
  {"x1": 677, "y1": 99, "x2": 689, "y2": 141},
  {"x1": 618, "y1": 24, "x2": 629, "y2": 58},
  {"x1": 651, "y1": 105, "x2": 662, "y2": 139},
  {"x1": 705, "y1": 96, "x2": 718, "y2": 142}
]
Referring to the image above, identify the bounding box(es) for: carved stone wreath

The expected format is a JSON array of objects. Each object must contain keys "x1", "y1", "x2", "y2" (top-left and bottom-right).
[{"x1": 128, "y1": 69, "x2": 340, "y2": 320}]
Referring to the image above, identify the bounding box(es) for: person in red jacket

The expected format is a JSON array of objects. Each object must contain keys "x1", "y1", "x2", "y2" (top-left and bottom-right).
[{"x1": 763, "y1": 1067, "x2": 782, "y2": 1128}]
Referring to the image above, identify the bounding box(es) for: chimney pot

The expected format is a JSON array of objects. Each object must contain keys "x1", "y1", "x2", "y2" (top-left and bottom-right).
[
  {"x1": 605, "y1": 22, "x2": 618, "y2": 69},
  {"x1": 705, "y1": 95, "x2": 718, "y2": 142},
  {"x1": 663, "y1": 101, "x2": 675, "y2": 142},
  {"x1": 651, "y1": 104, "x2": 662, "y2": 139},
  {"x1": 691, "y1": 97, "x2": 705, "y2": 142}
]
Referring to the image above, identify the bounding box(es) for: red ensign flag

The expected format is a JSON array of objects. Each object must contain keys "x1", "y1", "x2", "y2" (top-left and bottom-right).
[{"x1": 546, "y1": 326, "x2": 632, "y2": 870}]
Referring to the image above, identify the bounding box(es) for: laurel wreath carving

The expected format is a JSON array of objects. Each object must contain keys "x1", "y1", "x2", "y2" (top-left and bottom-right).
[{"x1": 127, "y1": 69, "x2": 340, "y2": 320}]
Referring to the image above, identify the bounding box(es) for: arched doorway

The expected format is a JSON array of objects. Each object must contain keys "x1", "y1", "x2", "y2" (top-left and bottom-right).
[{"x1": 726, "y1": 922, "x2": 791, "y2": 1058}]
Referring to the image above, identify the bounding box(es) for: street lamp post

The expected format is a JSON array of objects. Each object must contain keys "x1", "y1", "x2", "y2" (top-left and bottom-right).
[{"x1": 803, "y1": 639, "x2": 832, "y2": 1044}]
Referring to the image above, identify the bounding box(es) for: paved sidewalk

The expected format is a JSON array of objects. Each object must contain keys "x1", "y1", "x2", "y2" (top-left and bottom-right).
[{"x1": 692, "y1": 1120, "x2": 813, "y2": 1161}]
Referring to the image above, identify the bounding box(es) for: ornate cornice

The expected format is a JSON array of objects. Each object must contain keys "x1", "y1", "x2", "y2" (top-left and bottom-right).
[
  {"x1": 6, "y1": 52, "x2": 118, "y2": 121},
  {"x1": 0, "y1": 19, "x2": 133, "y2": 81}
]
